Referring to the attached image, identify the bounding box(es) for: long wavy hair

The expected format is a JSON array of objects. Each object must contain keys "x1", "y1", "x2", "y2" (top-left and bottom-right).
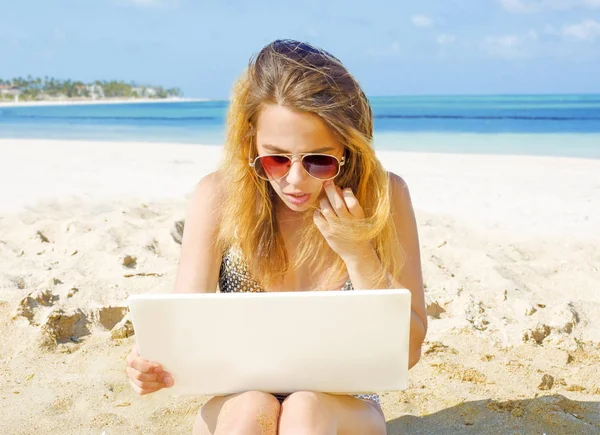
[{"x1": 216, "y1": 39, "x2": 405, "y2": 290}]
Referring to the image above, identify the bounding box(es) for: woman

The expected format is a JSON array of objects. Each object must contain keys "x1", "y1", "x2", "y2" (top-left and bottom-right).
[{"x1": 126, "y1": 39, "x2": 427, "y2": 434}]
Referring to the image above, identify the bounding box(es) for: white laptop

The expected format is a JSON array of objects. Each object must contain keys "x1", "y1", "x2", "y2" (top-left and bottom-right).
[{"x1": 127, "y1": 289, "x2": 411, "y2": 397}]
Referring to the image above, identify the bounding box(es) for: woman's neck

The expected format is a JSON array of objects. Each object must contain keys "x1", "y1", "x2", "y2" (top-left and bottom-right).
[{"x1": 275, "y1": 202, "x2": 306, "y2": 228}]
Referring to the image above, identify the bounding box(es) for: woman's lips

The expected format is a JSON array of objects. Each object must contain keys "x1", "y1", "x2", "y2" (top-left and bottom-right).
[{"x1": 284, "y1": 192, "x2": 311, "y2": 205}]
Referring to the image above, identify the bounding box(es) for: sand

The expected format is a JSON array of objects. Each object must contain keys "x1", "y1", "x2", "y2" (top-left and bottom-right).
[{"x1": 1, "y1": 138, "x2": 599, "y2": 434}]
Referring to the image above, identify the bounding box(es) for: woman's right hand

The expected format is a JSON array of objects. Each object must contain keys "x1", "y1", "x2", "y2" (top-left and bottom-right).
[{"x1": 126, "y1": 344, "x2": 174, "y2": 395}]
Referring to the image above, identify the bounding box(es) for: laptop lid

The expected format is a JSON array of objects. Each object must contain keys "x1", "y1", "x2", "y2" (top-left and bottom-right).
[{"x1": 127, "y1": 289, "x2": 411, "y2": 396}]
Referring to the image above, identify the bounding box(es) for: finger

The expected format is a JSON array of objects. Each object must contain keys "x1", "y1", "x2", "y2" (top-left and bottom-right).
[
  {"x1": 127, "y1": 352, "x2": 162, "y2": 374},
  {"x1": 128, "y1": 344, "x2": 162, "y2": 371},
  {"x1": 129, "y1": 376, "x2": 164, "y2": 391},
  {"x1": 127, "y1": 365, "x2": 159, "y2": 383},
  {"x1": 342, "y1": 188, "x2": 365, "y2": 218},
  {"x1": 159, "y1": 372, "x2": 174, "y2": 386},
  {"x1": 323, "y1": 180, "x2": 350, "y2": 219},
  {"x1": 129, "y1": 374, "x2": 169, "y2": 391},
  {"x1": 129, "y1": 379, "x2": 162, "y2": 396},
  {"x1": 313, "y1": 209, "x2": 328, "y2": 234},
  {"x1": 319, "y1": 197, "x2": 336, "y2": 222}
]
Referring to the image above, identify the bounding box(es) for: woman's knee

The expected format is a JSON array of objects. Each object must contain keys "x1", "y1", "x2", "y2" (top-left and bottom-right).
[
  {"x1": 194, "y1": 391, "x2": 281, "y2": 435},
  {"x1": 278, "y1": 391, "x2": 337, "y2": 434}
]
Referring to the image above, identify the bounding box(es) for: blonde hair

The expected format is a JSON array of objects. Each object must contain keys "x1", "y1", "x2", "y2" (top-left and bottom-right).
[{"x1": 216, "y1": 39, "x2": 404, "y2": 289}]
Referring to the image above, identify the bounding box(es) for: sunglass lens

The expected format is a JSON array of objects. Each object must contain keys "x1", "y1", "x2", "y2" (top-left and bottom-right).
[
  {"x1": 303, "y1": 155, "x2": 339, "y2": 179},
  {"x1": 255, "y1": 155, "x2": 291, "y2": 180}
]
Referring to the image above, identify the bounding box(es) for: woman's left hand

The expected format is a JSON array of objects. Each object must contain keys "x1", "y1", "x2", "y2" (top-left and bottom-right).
[{"x1": 313, "y1": 180, "x2": 373, "y2": 262}]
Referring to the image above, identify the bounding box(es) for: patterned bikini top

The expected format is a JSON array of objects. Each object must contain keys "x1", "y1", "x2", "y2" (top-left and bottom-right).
[{"x1": 218, "y1": 247, "x2": 354, "y2": 293}]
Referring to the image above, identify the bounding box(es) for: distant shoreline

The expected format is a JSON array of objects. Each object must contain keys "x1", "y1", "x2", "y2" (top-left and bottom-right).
[{"x1": 0, "y1": 97, "x2": 210, "y2": 108}]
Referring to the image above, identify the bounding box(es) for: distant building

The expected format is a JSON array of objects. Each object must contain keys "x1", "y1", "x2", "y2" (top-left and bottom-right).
[
  {"x1": 0, "y1": 85, "x2": 22, "y2": 101},
  {"x1": 132, "y1": 86, "x2": 158, "y2": 98},
  {"x1": 87, "y1": 84, "x2": 105, "y2": 100},
  {"x1": 74, "y1": 84, "x2": 88, "y2": 97}
]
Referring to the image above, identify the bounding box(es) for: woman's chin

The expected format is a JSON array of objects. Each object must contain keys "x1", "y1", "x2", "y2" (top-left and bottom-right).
[{"x1": 284, "y1": 202, "x2": 312, "y2": 213}]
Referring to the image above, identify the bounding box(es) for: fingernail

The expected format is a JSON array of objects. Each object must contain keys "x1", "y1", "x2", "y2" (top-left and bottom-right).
[
  {"x1": 163, "y1": 376, "x2": 173, "y2": 386},
  {"x1": 153, "y1": 367, "x2": 162, "y2": 374}
]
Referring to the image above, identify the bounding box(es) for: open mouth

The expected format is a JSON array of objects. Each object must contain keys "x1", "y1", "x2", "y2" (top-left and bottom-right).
[{"x1": 284, "y1": 192, "x2": 311, "y2": 205}]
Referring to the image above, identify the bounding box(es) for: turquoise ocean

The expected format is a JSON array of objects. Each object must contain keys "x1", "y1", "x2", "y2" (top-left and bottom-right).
[{"x1": 1, "y1": 95, "x2": 599, "y2": 159}]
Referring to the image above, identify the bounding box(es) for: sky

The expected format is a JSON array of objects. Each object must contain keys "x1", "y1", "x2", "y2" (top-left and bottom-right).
[{"x1": 1, "y1": 0, "x2": 600, "y2": 98}]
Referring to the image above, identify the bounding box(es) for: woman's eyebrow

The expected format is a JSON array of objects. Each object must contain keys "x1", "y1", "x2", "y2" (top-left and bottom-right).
[{"x1": 262, "y1": 144, "x2": 336, "y2": 153}]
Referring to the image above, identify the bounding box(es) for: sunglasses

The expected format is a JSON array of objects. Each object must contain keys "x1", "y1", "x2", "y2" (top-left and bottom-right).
[{"x1": 249, "y1": 153, "x2": 345, "y2": 181}]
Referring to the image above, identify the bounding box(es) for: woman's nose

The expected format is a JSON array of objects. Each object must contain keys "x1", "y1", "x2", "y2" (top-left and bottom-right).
[{"x1": 285, "y1": 157, "x2": 307, "y2": 185}]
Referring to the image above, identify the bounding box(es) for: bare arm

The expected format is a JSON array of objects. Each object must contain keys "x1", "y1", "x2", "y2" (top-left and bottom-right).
[
  {"x1": 344, "y1": 173, "x2": 428, "y2": 369},
  {"x1": 172, "y1": 171, "x2": 224, "y2": 294},
  {"x1": 126, "y1": 172, "x2": 223, "y2": 396}
]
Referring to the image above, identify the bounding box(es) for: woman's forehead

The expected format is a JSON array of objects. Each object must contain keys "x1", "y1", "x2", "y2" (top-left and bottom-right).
[{"x1": 255, "y1": 104, "x2": 342, "y2": 154}]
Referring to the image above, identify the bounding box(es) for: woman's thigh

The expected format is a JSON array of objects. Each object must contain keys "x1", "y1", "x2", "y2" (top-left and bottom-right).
[
  {"x1": 193, "y1": 391, "x2": 281, "y2": 435},
  {"x1": 278, "y1": 391, "x2": 386, "y2": 435}
]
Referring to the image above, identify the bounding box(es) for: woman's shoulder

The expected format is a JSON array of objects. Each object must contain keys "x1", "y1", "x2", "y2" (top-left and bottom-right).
[
  {"x1": 385, "y1": 170, "x2": 416, "y2": 220},
  {"x1": 185, "y1": 170, "x2": 227, "y2": 229},
  {"x1": 191, "y1": 170, "x2": 226, "y2": 207},
  {"x1": 196, "y1": 170, "x2": 226, "y2": 192},
  {"x1": 386, "y1": 170, "x2": 409, "y2": 195}
]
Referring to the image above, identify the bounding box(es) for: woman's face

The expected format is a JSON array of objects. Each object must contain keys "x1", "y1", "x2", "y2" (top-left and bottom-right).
[{"x1": 254, "y1": 103, "x2": 345, "y2": 214}]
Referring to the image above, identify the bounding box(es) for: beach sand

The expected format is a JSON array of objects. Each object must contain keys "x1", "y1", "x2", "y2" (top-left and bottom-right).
[{"x1": 1, "y1": 138, "x2": 599, "y2": 434}]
